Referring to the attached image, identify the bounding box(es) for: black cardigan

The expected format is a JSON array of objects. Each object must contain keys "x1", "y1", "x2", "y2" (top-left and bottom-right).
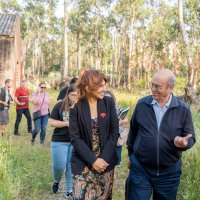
[
  {"x1": 69, "y1": 96, "x2": 119, "y2": 175},
  {"x1": 0, "y1": 87, "x2": 13, "y2": 111}
]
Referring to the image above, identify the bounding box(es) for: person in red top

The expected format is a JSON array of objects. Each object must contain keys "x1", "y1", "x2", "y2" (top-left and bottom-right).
[{"x1": 14, "y1": 80, "x2": 32, "y2": 136}]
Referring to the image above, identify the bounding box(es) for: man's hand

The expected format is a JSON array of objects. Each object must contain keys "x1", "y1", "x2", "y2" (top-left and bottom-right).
[
  {"x1": 17, "y1": 102, "x2": 25, "y2": 106},
  {"x1": 2, "y1": 101, "x2": 9, "y2": 106},
  {"x1": 92, "y1": 158, "x2": 109, "y2": 173},
  {"x1": 174, "y1": 134, "x2": 192, "y2": 148}
]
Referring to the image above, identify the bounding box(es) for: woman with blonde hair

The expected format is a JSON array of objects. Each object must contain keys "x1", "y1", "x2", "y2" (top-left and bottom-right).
[{"x1": 69, "y1": 69, "x2": 119, "y2": 200}]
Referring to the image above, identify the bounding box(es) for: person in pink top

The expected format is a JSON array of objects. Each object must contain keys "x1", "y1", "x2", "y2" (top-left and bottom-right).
[{"x1": 31, "y1": 81, "x2": 50, "y2": 144}]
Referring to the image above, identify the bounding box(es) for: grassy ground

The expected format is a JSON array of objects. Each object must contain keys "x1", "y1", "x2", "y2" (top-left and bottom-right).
[{"x1": 0, "y1": 88, "x2": 199, "y2": 200}]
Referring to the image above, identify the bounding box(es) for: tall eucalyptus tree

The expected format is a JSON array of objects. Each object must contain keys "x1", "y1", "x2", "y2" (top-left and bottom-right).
[
  {"x1": 63, "y1": 0, "x2": 69, "y2": 78},
  {"x1": 178, "y1": 0, "x2": 196, "y2": 88}
]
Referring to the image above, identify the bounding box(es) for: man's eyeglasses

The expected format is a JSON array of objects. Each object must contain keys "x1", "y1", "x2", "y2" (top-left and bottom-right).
[
  {"x1": 151, "y1": 83, "x2": 163, "y2": 90},
  {"x1": 40, "y1": 87, "x2": 46, "y2": 89}
]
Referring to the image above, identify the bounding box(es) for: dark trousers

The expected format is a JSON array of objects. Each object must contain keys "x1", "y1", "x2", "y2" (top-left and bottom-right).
[
  {"x1": 116, "y1": 145, "x2": 122, "y2": 165},
  {"x1": 127, "y1": 154, "x2": 182, "y2": 200},
  {"x1": 14, "y1": 108, "x2": 32, "y2": 134}
]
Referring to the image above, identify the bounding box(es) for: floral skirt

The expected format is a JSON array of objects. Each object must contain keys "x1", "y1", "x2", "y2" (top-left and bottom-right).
[{"x1": 73, "y1": 167, "x2": 114, "y2": 200}]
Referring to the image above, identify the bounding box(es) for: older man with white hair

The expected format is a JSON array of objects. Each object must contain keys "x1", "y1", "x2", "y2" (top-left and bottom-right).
[
  {"x1": 14, "y1": 80, "x2": 32, "y2": 136},
  {"x1": 127, "y1": 69, "x2": 196, "y2": 200}
]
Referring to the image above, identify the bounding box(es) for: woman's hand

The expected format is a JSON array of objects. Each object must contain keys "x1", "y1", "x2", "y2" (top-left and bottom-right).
[
  {"x1": 119, "y1": 118, "x2": 123, "y2": 125},
  {"x1": 119, "y1": 116, "x2": 128, "y2": 125},
  {"x1": 92, "y1": 158, "x2": 109, "y2": 173}
]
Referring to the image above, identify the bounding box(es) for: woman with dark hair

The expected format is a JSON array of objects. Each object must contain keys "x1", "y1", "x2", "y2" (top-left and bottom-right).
[
  {"x1": 69, "y1": 69, "x2": 119, "y2": 200},
  {"x1": 49, "y1": 84, "x2": 77, "y2": 199},
  {"x1": 31, "y1": 81, "x2": 50, "y2": 144}
]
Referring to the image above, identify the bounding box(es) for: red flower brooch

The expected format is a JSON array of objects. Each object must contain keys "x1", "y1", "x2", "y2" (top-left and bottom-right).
[{"x1": 100, "y1": 113, "x2": 106, "y2": 118}]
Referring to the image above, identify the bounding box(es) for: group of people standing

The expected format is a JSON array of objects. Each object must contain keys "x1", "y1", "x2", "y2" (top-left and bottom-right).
[
  {"x1": 0, "y1": 79, "x2": 50, "y2": 144},
  {"x1": 0, "y1": 68, "x2": 196, "y2": 200}
]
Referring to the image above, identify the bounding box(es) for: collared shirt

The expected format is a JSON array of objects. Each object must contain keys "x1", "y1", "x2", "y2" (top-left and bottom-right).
[
  {"x1": 15, "y1": 87, "x2": 30, "y2": 109},
  {"x1": 4, "y1": 88, "x2": 9, "y2": 110},
  {"x1": 151, "y1": 94, "x2": 172, "y2": 129}
]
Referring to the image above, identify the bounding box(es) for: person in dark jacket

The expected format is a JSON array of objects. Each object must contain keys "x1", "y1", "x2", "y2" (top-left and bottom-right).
[
  {"x1": 69, "y1": 69, "x2": 119, "y2": 200},
  {"x1": 0, "y1": 79, "x2": 13, "y2": 136},
  {"x1": 126, "y1": 69, "x2": 195, "y2": 200},
  {"x1": 57, "y1": 78, "x2": 78, "y2": 101}
]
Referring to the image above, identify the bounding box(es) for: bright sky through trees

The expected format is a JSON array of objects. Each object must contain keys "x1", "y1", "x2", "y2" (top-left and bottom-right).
[{"x1": 16, "y1": 0, "x2": 64, "y2": 17}]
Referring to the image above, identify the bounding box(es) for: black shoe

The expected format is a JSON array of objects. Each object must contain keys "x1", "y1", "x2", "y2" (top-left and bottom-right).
[
  {"x1": 65, "y1": 192, "x2": 73, "y2": 199},
  {"x1": 14, "y1": 133, "x2": 20, "y2": 136},
  {"x1": 52, "y1": 182, "x2": 59, "y2": 193},
  {"x1": 28, "y1": 130, "x2": 32, "y2": 134},
  {"x1": 30, "y1": 139, "x2": 35, "y2": 145}
]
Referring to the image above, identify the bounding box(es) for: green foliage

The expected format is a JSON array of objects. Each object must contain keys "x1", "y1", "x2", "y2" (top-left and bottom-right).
[
  {"x1": 0, "y1": 90, "x2": 58, "y2": 199},
  {"x1": 177, "y1": 108, "x2": 200, "y2": 200},
  {"x1": 0, "y1": 138, "x2": 52, "y2": 200},
  {"x1": 174, "y1": 76, "x2": 187, "y2": 96},
  {"x1": 133, "y1": 78, "x2": 147, "y2": 90},
  {"x1": 0, "y1": 89, "x2": 199, "y2": 199},
  {"x1": 1, "y1": 0, "x2": 198, "y2": 84},
  {"x1": 0, "y1": 0, "x2": 21, "y2": 12}
]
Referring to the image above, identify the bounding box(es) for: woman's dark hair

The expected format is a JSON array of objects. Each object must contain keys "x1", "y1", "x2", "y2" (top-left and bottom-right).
[
  {"x1": 61, "y1": 83, "x2": 77, "y2": 112},
  {"x1": 75, "y1": 69, "x2": 107, "y2": 104},
  {"x1": 5, "y1": 79, "x2": 12, "y2": 84},
  {"x1": 69, "y1": 77, "x2": 78, "y2": 85}
]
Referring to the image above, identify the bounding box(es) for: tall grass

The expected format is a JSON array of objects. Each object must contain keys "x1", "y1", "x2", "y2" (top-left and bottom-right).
[
  {"x1": 0, "y1": 88, "x2": 199, "y2": 200},
  {"x1": 178, "y1": 108, "x2": 200, "y2": 200},
  {"x1": 0, "y1": 88, "x2": 56, "y2": 200}
]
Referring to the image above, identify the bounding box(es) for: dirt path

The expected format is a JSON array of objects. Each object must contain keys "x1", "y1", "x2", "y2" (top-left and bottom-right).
[
  {"x1": 41, "y1": 166, "x2": 127, "y2": 200},
  {"x1": 42, "y1": 178, "x2": 67, "y2": 200}
]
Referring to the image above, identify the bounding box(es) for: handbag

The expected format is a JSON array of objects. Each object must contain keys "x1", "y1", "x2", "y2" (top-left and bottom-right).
[
  {"x1": 32, "y1": 93, "x2": 45, "y2": 121},
  {"x1": 32, "y1": 110, "x2": 42, "y2": 120}
]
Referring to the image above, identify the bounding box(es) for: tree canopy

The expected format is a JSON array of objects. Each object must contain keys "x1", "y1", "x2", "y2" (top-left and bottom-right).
[{"x1": 0, "y1": 0, "x2": 199, "y2": 90}]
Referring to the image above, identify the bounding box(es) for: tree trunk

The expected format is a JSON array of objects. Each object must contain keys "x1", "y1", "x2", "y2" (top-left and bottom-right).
[
  {"x1": 76, "y1": 31, "x2": 81, "y2": 70},
  {"x1": 128, "y1": 19, "x2": 134, "y2": 91},
  {"x1": 135, "y1": 36, "x2": 140, "y2": 80},
  {"x1": 94, "y1": 0, "x2": 100, "y2": 70},
  {"x1": 178, "y1": 0, "x2": 197, "y2": 88},
  {"x1": 63, "y1": 0, "x2": 68, "y2": 79},
  {"x1": 111, "y1": 31, "x2": 116, "y2": 87},
  {"x1": 31, "y1": 52, "x2": 35, "y2": 75},
  {"x1": 118, "y1": 17, "x2": 126, "y2": 88}
]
